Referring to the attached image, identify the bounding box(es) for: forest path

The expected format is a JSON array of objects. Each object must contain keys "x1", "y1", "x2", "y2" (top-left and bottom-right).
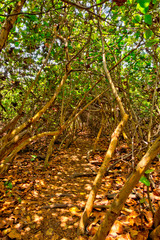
[
  {"x1": 0, "y1": 132, "x2": 101, "y2": 240},
  {"x1": 1, "y1": 133, "x2": 159, "y2": 239}
]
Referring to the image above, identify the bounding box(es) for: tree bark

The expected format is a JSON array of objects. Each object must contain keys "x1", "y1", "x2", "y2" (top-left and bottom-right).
[
  {"x1": 150, "y1": 225, "x2": 160, "y2": 240},
  {"x1": 0, "y1": 0, "x2": 26, "y2": 52},
  {"x1": 78, "y1": 114, "x2": 128, "y2": 235},
  {"x1": 92, "y1": 136, "x2": 160, "y2": 240}
]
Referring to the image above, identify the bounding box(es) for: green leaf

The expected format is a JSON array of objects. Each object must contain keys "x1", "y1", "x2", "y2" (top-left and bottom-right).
[
  {"x1": 18, "y1": 197, "x2": 22, "y2": 203},
  {"x1": 15, "y1": 42, "x2": 19, "y2": 47},
  {"x1": 29, "y1": 15, "x2": 37, "y2": 21},
  {"x1": 44, "y1": 21, "x2": 49, "y2": 27},
  {"x1": 145, "y1": 168, "x2": 154, "y2": 174},
  {"x1": 0, "y1": 16, "x2": 5, "y2": 22},
  {"x1": 4, "y1": 181, "x2": 13, "y2": 189},
  {"x1": 144, "y1": 14, "x2": 152, "y2": 25},
  {"x1": 140, "y1": 197, "x2": 146, "y2": 203},
  {"x1": 138, "y1": 0, "x2": 151, "y2": 8},
  {"x1": 16, "y1": 17, "x2": 21, "y2": 23},
  {"x1": 140, "y1": 176, "x2": 150, "y2": 186},
  {"x1": 145, "y1": 39, "x2": 159, "y2": 47},
  {"x1": 137, "y1": 3, "x2": 149, "y2": 13},
  {"x1": 77, "y1": 13, "x2": 83, "y2": 17},
  {"x1": 31, "y1": 155, "x2": 37, "y2": 161},
  {"x1": 144, "y1": 29, "x2": 153, "y2": 39},
  {"x1": 96, "y1": 0, "x2": 103, "y2": 3},
  {"x1": 135, "y1": 31, "x2": 141, "y2": 38},
  {"x1": 134, "y1": 14, "x2": 142, "y2": 22}
]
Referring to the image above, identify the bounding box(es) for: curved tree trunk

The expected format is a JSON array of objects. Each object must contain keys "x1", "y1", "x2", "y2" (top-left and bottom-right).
[
  {"x1": 0, "y1": 29, "x2": 92, "y2": 175},
  {"x1": 0, "y1": 0, "x2": 26, "y2": 52},
  {"x1": 92, "y1": 136, "x2": 160, "y2": 240}
]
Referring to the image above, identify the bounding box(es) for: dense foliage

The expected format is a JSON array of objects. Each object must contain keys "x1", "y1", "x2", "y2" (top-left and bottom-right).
[{"x1": 0, "y1": 0, "x2": 159, "y2": 133}]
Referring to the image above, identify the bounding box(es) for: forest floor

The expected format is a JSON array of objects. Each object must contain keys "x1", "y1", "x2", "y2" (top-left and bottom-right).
[{"x1": 0, "y1": 131, "x2": 160, "y2": 240}]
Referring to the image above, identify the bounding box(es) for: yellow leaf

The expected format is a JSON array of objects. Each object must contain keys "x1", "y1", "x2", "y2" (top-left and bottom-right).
[
  {"x1": 69, "y1": 206, "x2": 79, "y2": 214},
  {"x1": 8, "y1": 229, "x2": 21, "y2": 239},
  {"x1": 130, "y1": 229, "x2": 138, "y2": 237},
  {"x1": 51, "y1": 233, "x2": 59, "y2": 240},
  {"x1": 26, "y1": 215, "x2": 31, "y2": 223},
  {"x1": 80, "y1": 192, "x2": 85, "y2": 195},
  {"x1": 46, "y1": 228, "x2": 54, "y2": 236}
]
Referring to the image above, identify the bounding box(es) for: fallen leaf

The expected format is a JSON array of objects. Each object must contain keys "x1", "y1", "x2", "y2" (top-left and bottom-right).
[
  {"x1": 46, "y1": 228, "x2": 54, "y2": 236},
  {"x1": 143, "y1": 210, "x2": 153, "y2": 228},
  {"x1": 0, "y1": 218, "x2": 7, "y2": 228},
  {"x1": 2, "y1": 227, "x2": 11, "y2": 236},
  {"x1": 116, "y1": 233, "x2": 132, "y2": 240},
  {"x1": 34, "y1": 231, "x2": 43, "y2": 239},
  {"x1": 26, "y1": 215, "x2": 31, "y2": 223},
  {"x1": 153, "y1": 189, "x2": 160, "y2": 196},
  {"x1": 51, "y1": 232, "x2": 59, "y2": 240},
  {"x1": 69, "y1": 206, "x2": 79, "y2": 214},
  {"x1": 130, "y1": 229, "x2": 138, "y2": 238},
  {"x1": 137, "y1": 230, "x2": 149, "y2": 240},
  {"x1": 89, "y1": 224, "x2": 99, "y2": 236},
  {"x1": 110, "y1": 220, "x2": 123, "y2": 234},
  {"x1": 92, "y1": 211, "x2": 105, "y2": 224},
  {"x1": 8, "y1": 229, "x2": 21, "y2": 239}
]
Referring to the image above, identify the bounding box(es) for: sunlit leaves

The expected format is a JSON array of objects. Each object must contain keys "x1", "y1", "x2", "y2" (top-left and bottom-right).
[
  {"x1": 145, "y1": 38, "x2": 159, "y2": 47},
  {"x1": 139, "y1": 176, "x2": 150, "y2": 186},
  {"x1": 145, "y1": 169, "x2": 154, "y2": 174},
  {"x1": 27, "y1": 14, "x2": 38, "y2": 22},
  {"x1": 4, "y1": 181, "x2": 13, "y2": 189},
  {"x1": 96, "y1": 0, "x2": 104, "y2": 3},
  {"x1": 144, "y1": 29, "x2": 153, "y2": 39},
  {"x1": 15, "y1": 42, "x2": 19, "y2": 47},
  {"x1": 134, "y1": 14, "x2": 142, "y2": 23},
  {"x1": 140, "y1": 169, "x2": 154, "y2": 186},
  {"x1": 69, "y1": 206, "x2": 79, "y2": 214},
  {"x1": 0, "y1": 16, "x2": 5, "y2": 22},
  {"x1": 31, "y1": 155, "x2": 37, "y2": 161},
  {"x1": 43, "y1": 21, "x2": 50, "y2": 27},
  {"x1": 137, "y1": 0, "x2": 151, "y2": 8},
  {"x1": 137, "y1": 3, "x2": 149, "y2": 14},
  {"x1": 144, "y1": 14, "x2": 152, "y2": 24},
  {"x1": 135, "y1": 31, "x2": 141, "y2": 38}
]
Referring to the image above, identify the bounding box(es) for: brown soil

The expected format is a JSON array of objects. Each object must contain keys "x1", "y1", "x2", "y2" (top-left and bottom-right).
[
  {"x1": 0, "y1": 132, "x2": 160, "y2": 240},
  {"x1": 0, "y1": 133, "x2": 98, "y2": 240}
]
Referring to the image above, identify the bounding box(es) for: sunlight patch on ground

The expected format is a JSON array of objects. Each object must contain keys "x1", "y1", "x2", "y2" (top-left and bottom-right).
[
  {"x1": 60, "y1": 216, "x2": 68, "y2": 228},
  {"x1": 71, "y1": 155, "x2": 79, "y2": 160},
  {"x1": 49, "y1": 197, "x2": 56, "y2": 202},
  {"x1": 32, "y1": 214, "x2": 43, "y2": 224},
  {"x1": 32, "y1": 190, "x2": 38, "y2": 197},
  {"x1": 85, "y1": 183, "x2": 92, "y2": 191}
]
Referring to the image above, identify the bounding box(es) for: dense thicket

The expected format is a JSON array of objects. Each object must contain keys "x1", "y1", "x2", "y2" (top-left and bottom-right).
[{"x1": 0, "y1": 0, "x2": 159, "y2": 239}]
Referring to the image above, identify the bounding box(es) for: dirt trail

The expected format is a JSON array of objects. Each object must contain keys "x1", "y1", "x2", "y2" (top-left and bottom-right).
[
  {"x1": 0, "y1": 133, "x2": 97, "y2": 240},
  {"x1": 1, "y1": 133, "x2": 160, "y2": 239}
]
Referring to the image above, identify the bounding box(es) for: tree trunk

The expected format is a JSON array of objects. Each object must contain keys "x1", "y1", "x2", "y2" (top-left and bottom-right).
[
  {"x1": 0, "y1": 0, "x2": 26, "y2": 52},
  {"x1": 92, "y1": 136, "x2": 160, "y2": 240},
  {"x1": 78, "y1": 113, "x2": 128, "y2": 235}
]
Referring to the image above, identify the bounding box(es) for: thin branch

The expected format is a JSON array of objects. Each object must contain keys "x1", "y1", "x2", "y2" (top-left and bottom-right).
[
  {"x1": 0, "y1": 6, "x2": 66, "y2": 17},
  {"x1": 61, "y1": 0, "x2": 106, "y2": 20},
  {"x1": 109, "y1": 42, "x2": 143, "y2": 72}
]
